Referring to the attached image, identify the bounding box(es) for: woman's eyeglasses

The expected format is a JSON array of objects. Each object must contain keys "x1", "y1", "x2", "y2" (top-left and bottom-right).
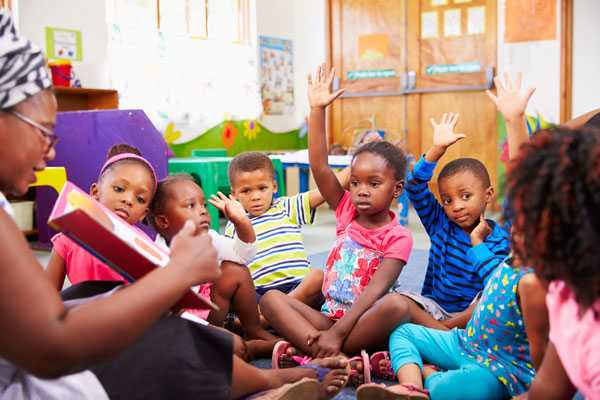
[{"x1": 9, "y1": 109, "x2": 58, "y2": 153}]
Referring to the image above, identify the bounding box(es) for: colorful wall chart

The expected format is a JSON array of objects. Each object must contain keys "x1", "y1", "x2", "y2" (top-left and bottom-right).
[{"x1": 259, "y1": 36, "x2": 294, "y2": 115}]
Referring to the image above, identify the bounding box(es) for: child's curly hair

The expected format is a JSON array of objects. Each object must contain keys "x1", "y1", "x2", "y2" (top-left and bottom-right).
[{"x1": 507, "y1": 127, "x2": 600, "y2": 313}]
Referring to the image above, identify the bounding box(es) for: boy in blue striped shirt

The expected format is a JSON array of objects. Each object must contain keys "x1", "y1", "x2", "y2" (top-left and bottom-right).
[{"x1": 400, "y1": 113, "x2": 510, "y2": 330}]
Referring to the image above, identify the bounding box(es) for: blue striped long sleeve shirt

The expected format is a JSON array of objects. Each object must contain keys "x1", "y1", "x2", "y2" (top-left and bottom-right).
[{"x1": 406, "y1": 156, "x2": 510, "y2": 313}]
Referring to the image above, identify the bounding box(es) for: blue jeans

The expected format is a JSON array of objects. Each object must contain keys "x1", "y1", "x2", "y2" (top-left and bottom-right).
[{"x1": 389, "y1": 323, "x2": 509, "y2": 400}]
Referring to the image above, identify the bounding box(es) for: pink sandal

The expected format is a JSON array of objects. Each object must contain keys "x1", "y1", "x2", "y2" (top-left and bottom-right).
[
  {"x1": 271, "y1": 341, "x2": 312, "y2": 369},
  {"x1": 370, "y1": 351, "x2": 396, "y2": 381},
  {"x1": 348, "y1": 350, "x2": 371, "y2": 386}
]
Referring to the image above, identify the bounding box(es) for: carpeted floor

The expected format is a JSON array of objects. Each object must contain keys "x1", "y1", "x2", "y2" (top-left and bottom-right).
[{"x1": 251, "y1": 248, "x2": 430, "y2": 399}]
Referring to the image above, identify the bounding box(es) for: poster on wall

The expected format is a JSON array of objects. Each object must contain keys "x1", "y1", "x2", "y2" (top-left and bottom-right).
[
  {"x1": 259, "y1": 36, "x2": 294, "y2": 115},
  {"x1": 505, "y1": 0, "x2": 556, "y2": 43},
  {"x1": 45, "y1": 27, "x2": 82, "y2": 61}
]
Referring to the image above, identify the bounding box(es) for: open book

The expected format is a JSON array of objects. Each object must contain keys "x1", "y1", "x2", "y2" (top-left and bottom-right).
[{"x1": 48, "y1": 181, "x2": 218, "y2": 312}]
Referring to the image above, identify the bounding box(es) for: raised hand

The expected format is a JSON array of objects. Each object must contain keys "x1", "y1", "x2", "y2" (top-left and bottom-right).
[
  {"x1": 470, "y1": 215, "x2": 492, "y2": 246},
  {"x1": 308, "y1": 63, "x2": 345, "y2": 109},
  {"x1": 486, "y1": 72, "x2": 535, "y2": 123},
  {"x1": 431, "y1": 112, "x2": 466, "y2": 149},
  {"x1": 208, "y1": 192, "x2": 247, "y2": 224}
]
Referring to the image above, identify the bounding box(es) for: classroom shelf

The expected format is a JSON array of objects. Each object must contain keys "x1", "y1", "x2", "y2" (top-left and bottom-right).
[{"x1": 54, "y1": 87, "x2": 119, "y2": 112}]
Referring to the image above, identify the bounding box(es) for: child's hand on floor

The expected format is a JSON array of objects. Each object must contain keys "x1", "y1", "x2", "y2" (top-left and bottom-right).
[
  {"x1": 307, "y1": 329, "x2": 343, "y2": 358},
  {"x1": 470, "y1": 215, "x2": 492, "y2": 246},
  {"x1": 170, "y1": 220, "x2": 221, "y2": 285},
  {"x1": 486, "y1": 72, "x2": 535, "y2": 123},
  {"x1": 308, "y1": 63, "x2": 344, "y2": 109},
  {"x1": 208, "y1": 192, "x2": 247, "y2": 224}
]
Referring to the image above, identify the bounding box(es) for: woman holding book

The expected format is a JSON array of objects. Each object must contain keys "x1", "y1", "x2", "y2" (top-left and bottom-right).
[{"x1": 0, "y1": 10, "x2": 349, "y2": 400}]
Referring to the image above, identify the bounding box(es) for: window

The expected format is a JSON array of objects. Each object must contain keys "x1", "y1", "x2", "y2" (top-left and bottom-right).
[{"x1": 157, "y1": 0, "x2": 250, "y2": 43}]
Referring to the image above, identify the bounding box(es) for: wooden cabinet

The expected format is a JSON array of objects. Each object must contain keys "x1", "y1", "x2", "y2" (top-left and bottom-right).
[{"x1": 54, "y1": 87, "x2": 118, "y2": 111}]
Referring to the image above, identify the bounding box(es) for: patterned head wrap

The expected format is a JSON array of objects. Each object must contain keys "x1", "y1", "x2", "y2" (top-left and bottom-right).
[{"x1": 0, "y1": 9, "x2": 52, "y2": 110}]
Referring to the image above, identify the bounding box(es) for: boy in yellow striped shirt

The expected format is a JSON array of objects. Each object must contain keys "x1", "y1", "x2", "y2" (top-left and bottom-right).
[{"x1": 225, "y1": 151, "x2": 348, "y2": 305}]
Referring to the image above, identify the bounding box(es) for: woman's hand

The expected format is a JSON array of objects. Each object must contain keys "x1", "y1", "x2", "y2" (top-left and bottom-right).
[{"x1": 169, "y1": 220, "x2": 220, "y2": 286}]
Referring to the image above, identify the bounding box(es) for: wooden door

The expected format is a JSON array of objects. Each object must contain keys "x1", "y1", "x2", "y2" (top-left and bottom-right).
[
  {"x1": 408, "y1": 0, "x2": 497, "y2": 195},
  {"x1": 328, "y1": 0, "x2": 416, "y2": 155},
  {"x1": 328, "y1": 0, "x2": 498, "y2": 205}
]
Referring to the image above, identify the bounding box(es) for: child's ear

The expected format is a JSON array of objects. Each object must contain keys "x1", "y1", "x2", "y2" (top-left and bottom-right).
[
  {"x1": 152, "y1": 214, "x2": 170, "y2": 230},
  {"x1": 392, "y1": 180, "x2": 404, "y2": 199},
  {"x1": 90, "y1": 182, "x2": 100, "y2": 200},
  {"x1": 272, "y1": 180, "x2": 278, "y2": 194},
  {"x1": 485, "y1": 186, "x2": 495, "y2": 203}
]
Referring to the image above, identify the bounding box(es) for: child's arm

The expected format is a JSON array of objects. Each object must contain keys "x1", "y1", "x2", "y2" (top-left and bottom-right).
[
  {"x1": 562, "y1": 107, "x2": 600, "y2": 129},
  {"x1": 441, "y1": 300, "x2": 477, "y2": 329},
  {"x1": 528, "y1": 342, "x2": 576, "y2": 400},
  {"x1": 208, "y1": 192, "x2": 255, "y2": 244},
  {"x1": 308, "y1": 64, "x2": 346, "y2": 210},
  {"x1": 467, "y1": 217, "x2": 510, "y2": 283},
  {"x1": 45, "y1": 251, "x2": 67, "y2": 291},
  {"x1": 518, "y1": 273, "x2": 548, "y2": 369},
  {"x1": 406, "y1": 114, "x2": 465, "y2": 235},
  {"x1": 309, "y1": 258, "x2": 404, "y2": 357},
  {"x1": 307, "y1": 167, "x2": 351, "y2": 209},
  {"x1": 486, "y1": 72, "x2": 535, "y2": 161}
]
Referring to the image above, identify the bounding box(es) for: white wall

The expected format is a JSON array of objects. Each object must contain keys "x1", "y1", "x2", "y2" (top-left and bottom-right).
[
  {"x1": 17, "y1": 0, "x2": 110, "y2": 88},
  {"x1": 572, "y1": 0, "x2": 600, "y2": 117},
  {"x1": 256, "y1": 0, "x2": 327, "y2": 132},
  {"x1": 496, "y1": 0, "x2": 561, "y2": 123}
]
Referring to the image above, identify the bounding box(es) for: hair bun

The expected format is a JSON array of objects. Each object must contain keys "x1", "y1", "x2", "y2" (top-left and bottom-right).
[{"x1": 106, "y1": 144, "x2": 142, "y2": 159}]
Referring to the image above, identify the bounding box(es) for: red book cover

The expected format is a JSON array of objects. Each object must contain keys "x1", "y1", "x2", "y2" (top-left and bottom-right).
[{"x1": 48, "y1": 181, "x2": 217, "y2": 311}]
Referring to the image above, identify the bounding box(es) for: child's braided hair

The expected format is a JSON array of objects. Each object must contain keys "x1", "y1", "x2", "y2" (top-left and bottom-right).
[{"x1": 507, "y1": 127, "x2": 600, "y2": 314}]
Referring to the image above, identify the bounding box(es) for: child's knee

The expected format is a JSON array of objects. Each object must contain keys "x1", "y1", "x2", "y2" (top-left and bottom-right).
[
  {"x1": 258, "y1": 289, "x2": 286, "y2": 313},
  {"x1": 380, "y1": 293, "x2": 411, "y2": 321}
]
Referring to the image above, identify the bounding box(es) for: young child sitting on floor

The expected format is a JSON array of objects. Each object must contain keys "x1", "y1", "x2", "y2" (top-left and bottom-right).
[
  {"x1": 149, "y1": 174, "x2": 278, "y2": 359},
  {"x1": 396, "y1": 113, "x2": 510, "y2": 331},
  {"x1": 260, "y1": 64, "x2": 413, "y2": 385},
  {"x1": 358, "y1": 74, "x2": 548, "y2": 400},
  {"x1": 46, "y1": 144, "x2": 157, "y2": 288},
  {"x1": 224, "y1": 151, "x2": 348, "y2": 307},
  {"x1": 501, "y1": 98, "x2": 600, "y2": 399}
]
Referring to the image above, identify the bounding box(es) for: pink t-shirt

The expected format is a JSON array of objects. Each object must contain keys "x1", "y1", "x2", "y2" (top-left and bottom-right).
[
  {"x1": 321, "y1": 192, "x2": 413, "y2": 319},
  {"x1": 52, "y1": 233, "x2": 127, "y2": 284},
  {"x1": 335, "y1": 191, "x2": 412, "y2": 261},
  {"x1": 547, "y1": 280, "x2": 600, "y2": 399}
]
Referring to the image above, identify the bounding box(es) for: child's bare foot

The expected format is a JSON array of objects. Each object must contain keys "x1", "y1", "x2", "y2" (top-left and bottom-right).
[{"x1": 306, "y1": 357, "x2": 350, "y2": 400}]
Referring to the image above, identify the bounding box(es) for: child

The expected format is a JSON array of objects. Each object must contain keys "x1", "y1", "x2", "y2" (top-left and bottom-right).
[
  {"x1": 501, "y1": 108, "x2": 600, "y2": 398},
  {"x1": 357, "y1": 73, "x2": 548, "y2": 400},
  {"x1": 260, "y1": 65, "x2": 413, "y2": 370},
  {"x1": 149, "y1": 174, "x2": 278, "y2": 358},
  {"x1": 395, "y1": 113, "x2": 511, "y2": 330},
  {"x1": 225, "y1": 151, "x2": 348, "y2": 307},
  {"x1": 46, "y1": 144, "x2": 157, "y2": 288}
]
